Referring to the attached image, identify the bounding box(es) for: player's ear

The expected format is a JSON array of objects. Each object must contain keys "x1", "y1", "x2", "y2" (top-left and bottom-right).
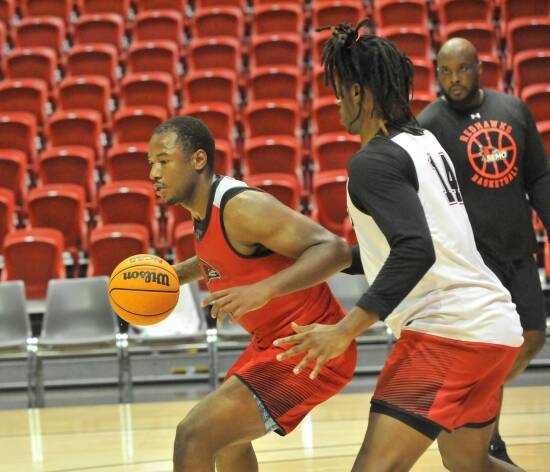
[
  {"x1": 351, "y1": 83, "x2": 361, "y2": 104},
  {"x1": 192, "y1": 149, "x2": 208, "y2": 171}
]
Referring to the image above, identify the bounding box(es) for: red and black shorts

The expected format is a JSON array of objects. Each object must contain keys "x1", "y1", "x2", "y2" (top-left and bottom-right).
[
  {"x1": 371, "y1": 330, "x2": 520, "y2": 439},
  {"x1": 225, "y1": 337, "x2": 357, "y2": 435}
]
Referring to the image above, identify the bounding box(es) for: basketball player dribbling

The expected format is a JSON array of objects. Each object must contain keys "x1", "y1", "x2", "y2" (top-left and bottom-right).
[
  {"x1": 275, "y1": 21, "x2": 525, "y2": 471},
  {"x1": 148, "y1": 115, "x2": 357, "y2": 472}
]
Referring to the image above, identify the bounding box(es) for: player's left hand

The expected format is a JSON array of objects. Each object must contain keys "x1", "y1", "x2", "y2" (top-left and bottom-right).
[
  {"x1": 202, "y1": 282, "x2": 274, "y2": 324},
  {"x1": 273, "y1": 322, "x2": 353, "y2": 380}
]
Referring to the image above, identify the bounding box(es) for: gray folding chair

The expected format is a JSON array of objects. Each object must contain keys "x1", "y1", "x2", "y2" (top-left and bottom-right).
[
  {"x1": 34, "y1": 277, "x2": 132, "y2": 407},
  {"x1": 0, "y1": 280, "x2": 36, "y2": 407}
]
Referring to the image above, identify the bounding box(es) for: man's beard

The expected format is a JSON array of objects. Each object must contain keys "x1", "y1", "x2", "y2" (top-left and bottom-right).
[{"x1": 442, "y1": 82, "x2": 481, "y2": 112}]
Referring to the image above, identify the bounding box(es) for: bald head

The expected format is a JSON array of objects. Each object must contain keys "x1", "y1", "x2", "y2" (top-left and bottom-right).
[
  {"x1": 436, "y1": 37, "x2": 482, "y2": 107},
  {"x1": 437, "y1": 38, "x2": 479, "y2": 65}
]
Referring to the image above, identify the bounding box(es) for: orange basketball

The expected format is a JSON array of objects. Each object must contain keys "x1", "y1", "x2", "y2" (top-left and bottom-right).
[{"x1": 108, "y1": 254, "x2": 180, "y2": 325}]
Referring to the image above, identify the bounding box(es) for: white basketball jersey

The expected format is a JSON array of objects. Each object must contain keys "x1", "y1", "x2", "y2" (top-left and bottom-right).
[{"x1": 348, "y1": 130, "x2": 523, "y2": 347}]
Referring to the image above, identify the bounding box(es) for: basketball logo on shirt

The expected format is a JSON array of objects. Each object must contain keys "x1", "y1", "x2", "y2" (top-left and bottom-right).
[
  {"x1": 199, "y1": 258, "x2": 221, "y2": 283},
  {"x1": 459, "y1": 120, "x2": 518, "y2": 189}
]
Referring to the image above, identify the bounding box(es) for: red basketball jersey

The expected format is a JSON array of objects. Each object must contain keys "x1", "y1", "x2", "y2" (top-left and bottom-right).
[{"x1": 194, "y1": 176, "x2": 347, "y2": 347}]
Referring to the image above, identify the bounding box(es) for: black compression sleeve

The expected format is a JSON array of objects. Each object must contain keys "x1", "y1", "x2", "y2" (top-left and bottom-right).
[
  {"x1": 348, "y1": 144, "x2": 436, "y2": 320},
  {"x1": 341, "y1": 245, "x2": 364, "y2": 275}
]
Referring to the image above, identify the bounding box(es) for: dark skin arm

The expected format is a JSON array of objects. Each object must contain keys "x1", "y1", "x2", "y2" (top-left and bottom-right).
[
  {"x1": 172, "y1": 256, "x2": 202, "y2": 285},
  {"x1": 201, "y1": 191, "x2": 353, "y2": 323}
]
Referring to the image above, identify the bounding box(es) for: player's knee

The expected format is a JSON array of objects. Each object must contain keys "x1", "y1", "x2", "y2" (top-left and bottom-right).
[
  {"x1": 174, "y1": 416, "x2": 210, "y2": 457},
  {"x1": 441, "y1": 453, "x2": 488, "y2": 472}
]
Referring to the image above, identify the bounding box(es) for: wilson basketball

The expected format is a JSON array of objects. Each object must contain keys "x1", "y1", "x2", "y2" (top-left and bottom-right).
[{"x1": 108, "y1": 254, "x2": 180, "y2": 325}]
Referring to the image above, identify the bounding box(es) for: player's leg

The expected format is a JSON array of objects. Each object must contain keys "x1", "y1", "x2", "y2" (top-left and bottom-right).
[
  {"x1": 490, "y1": 257, "x2": 546, "y2": 463},
  {"x1": 215, "y1": 443, "x2": 258, "y2": 472},
  {"x1": 173, "y1": 376, "x2": 266, "y2": 472},
  {"x1": 438, "y1": 423, "x2": 524, "y2": 471},
  {"x1": 351, "y1": 410, "x2": 435, "y2": 472}
]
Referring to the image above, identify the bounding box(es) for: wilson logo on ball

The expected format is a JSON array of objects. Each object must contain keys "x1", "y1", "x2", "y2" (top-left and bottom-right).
[{"x1": 123, "y1": 270, "x2": 170, "y2": 286}]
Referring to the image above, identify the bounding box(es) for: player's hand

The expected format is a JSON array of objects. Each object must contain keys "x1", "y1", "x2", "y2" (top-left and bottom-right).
[
  {"x1": 201, "y1": 282, "x2": 274, "y2": 324},
  {"x1": 273, "y1": 322, "x2": 353, "y2": 380}
]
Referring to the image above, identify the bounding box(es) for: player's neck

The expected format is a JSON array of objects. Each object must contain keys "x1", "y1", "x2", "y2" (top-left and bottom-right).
[
  {"x1": 188, "y1": 173, "x2": 216, "y2": 221},
  {"x1": 360, "y1": 117, "x2": 387, "y2": 146}
]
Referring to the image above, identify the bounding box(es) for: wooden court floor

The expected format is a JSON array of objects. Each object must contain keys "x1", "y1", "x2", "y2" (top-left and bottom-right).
[{"x1": 1, "y1": 386, "x2": 549, "y2": 472}]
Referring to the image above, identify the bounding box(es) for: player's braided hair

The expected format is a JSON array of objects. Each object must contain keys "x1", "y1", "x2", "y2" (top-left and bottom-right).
[{"x1": 320, "y1": 19, "x2": 416, "y2": 129}]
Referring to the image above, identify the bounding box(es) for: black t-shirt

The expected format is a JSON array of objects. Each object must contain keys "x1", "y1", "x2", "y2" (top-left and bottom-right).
[{"x1": 418, "y1": 89, "x2": 550, "y2": 263}]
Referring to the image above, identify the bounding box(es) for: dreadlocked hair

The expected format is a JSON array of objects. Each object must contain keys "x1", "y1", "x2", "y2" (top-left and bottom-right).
[{"x1": 320, "y1": 18, "x2": 416, "y2": 130}]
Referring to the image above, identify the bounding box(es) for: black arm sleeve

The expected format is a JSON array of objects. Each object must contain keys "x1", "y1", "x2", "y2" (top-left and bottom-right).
[
  {"x1": 348, "y1": 146, "x2": 436, "y2": 320},
  {"x1": 341, "y1": 245, "x2": 364, "y2": 275},
  {"x1": 521, "y1": 101, "x2": 550, "y2": 232}
]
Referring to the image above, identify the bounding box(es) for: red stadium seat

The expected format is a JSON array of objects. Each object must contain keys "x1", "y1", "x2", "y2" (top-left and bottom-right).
[
  {"x1": 0, "y1": 150, "x2": 27, "y2": 205},
  {"x1": 112, "y1": 106, "x2": 167, "y2": 145},
  {"x1": 20, "y1": 0, "x2": 73, "y2": 22},
  {"x1": 439, "y1": 22, "x2": 498, "y2": 56},
  {"x1": 0, "y1": 112, "x2": 38, "y2": 167},
  {"x1": 191, "y1": 6, "x2": 244, "y2": 40},
  {"x1": 57, "y1": 75, "x2": 112, "y2": 124},
  {"x1": 513, "y1": 50, "x2": 550, "y2": 95},
  {"x1": 187, "y1": 37, "x2": 241, "y2": 72},
  {"x1": 181, "y1": 103, "x2": 235, "y2": 142},
  {"x1": 120, "y1": 72, "x2": 175, "y2": 116},
  {"x1": 411, "y1": 92, "x2": 435, "y2": 116},
  {"x1": 506, "y1": 18, "x2": 550, "y2": 70},
  {"x1": 0, "y1": 22, "x2": 5, "y2": 52},
  {"x1": 311, "y1": 133, "x2": 361, "y2": 172},
  {"x1": 215, "y1": 140, "x2": 233, "y2": 175},
  {"x1": 374, "y1": 0, "x2": 429, "y2": 29},
  {"x1": 248, "y1": 66, "x2": 302, "y2": 102},
  {"x1": 66, "y1": 44, "x2": 119, "y2": 88},
  {"x1": 312, "y1": 29, "x2": 333, "y2": 66},
  {"x1": 1, "y1": 228, "x2": 66, "y2": 299},
  {"x1": 0, "y1": 0, "x2": 14, "y2": 26},
  {"x1": 479, "y1": 54, "x2": 504, "y2": 92},
  {"x1": 87, "y1": 224, "x2": 150, "y2": 276},
  {"x1": 378, "y1": 26, "x2": 432, "y2": 60},
  {"x1": 27, "y1": 183, "x2": 87, "y2": 253},
  {"x1": 135, "y1": 0, "x2": 186, "y2": 12},
  {"x1": 181, "y1": 69, "x2": 238, "y2": 108},
  {"x1": 245, "y1": 173, "x2": 301, "y2": 210},
  {"x1": 0, "y1": 188, "x2": 15, "y2": 255},
  {"x1": 48, "y1": 110, "x2": 103, "y2": 164},
  {"x1": 14, "y1": 16, "x2": 66, "y2": 55},
  {"x1": 500, "y1": 0, "x2": 550, "y2": 24},
  {"x1": 312, "y1": 97, "x2": 346, "y2": 137},
  {"x1": 436, "y1": 0, "x2": 494, "y2": 25},
  {"x1": 532, "y1": 210, "x2": 544, "y2": 233},
  {"x1": 74, "y1": 13, "x2": 125, "y2": 52},
  {"x1": 98, "y1": 180, "x2": 160, "y2": 247},
  {"x1": 134, "y1": 10, "x2": 184, "y2": 49},
  {"x1": 4, "y1": 47, "x2": 58, "y2": 89},
  {"x1": 411, "y1": 59, "x2": 436, "y2": 95},
  {"x1": 252, "y1": 3, "x2": 303, "y2": 36},
  {"x1": 77, "y1": 0, "x2": 131, "y2": 16},
  {"x1": 127, "y1": 40, "x2": 180, "y2": 82},
  {"x1": 537, "y1": 121, "x2": 550, "y2": 156},
  {"x1": 521, "y1": 85, "x2": 550, "y2": 123},
  {"x1": 312, "y1": 170, "x2": 348, "y2": 236},
  {"x1": 0, "y1": 79, "x2": 48, "y2": 127},
  {"x1": 173, "y1": 221, "x2": 195, "y2": 263},
  {"x1": 166, "y1": 205, "x2": 191, "y2": 246},
  {"x1": 242, "y1": 136, "x2": 301, "y2": 177},
  {"x1": 243, "y1": 99, "x2": 300, "y2": 139},
  {"x1": 343, "y1": 217, "x2": 357, "y2": 245},
  {"x1": 195, "y1": 0, "x2": 245, "y2": 7},
  {"x1": 544, "y1": 240, "x2": 550, "y2": 280},
  {"x1": 311, "y1": 1, "x2": 364, "y2": 31},
  {"x1": 38, "y1": 146, "x2": 96, "y2": 204},
  {"x1": 106, "y1": 143, "x2": 150, "y2": 182},
  {"x1": 249, "y1": 33, "x2": 303, "y2": 69},
  {"x1": 312, "y1": 65, "x2": 333, "y2": 98}
]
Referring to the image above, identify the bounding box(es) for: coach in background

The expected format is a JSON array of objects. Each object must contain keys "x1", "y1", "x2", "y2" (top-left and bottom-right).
[{"x1": 418, "y1": 37, "x2": 548, "y2": 466}]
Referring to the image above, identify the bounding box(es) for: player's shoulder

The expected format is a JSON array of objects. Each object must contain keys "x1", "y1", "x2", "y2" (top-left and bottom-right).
[
  {"x1": 483, "y1": 88, "x2": 526, "y2": 114},
  {"x1": 416, "y1": 96, "x2": 447, "y2": 125}
]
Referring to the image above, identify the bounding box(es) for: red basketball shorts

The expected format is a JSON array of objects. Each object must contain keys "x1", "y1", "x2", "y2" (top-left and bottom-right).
[
  {"x1": 371, "y1": 330, "x2": 520, "y2": 438},
  {"x1": 225, "y1": 338, "x2": 357, "y2": 435}
]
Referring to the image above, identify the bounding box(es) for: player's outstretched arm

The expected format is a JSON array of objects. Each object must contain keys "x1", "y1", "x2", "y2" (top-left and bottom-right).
[
  {"x1": 202, "y1": 191, "x2": 352, "y2": 322},
  {"x1": 172, "y1": 256, "x2": 202, "y2": 285}
]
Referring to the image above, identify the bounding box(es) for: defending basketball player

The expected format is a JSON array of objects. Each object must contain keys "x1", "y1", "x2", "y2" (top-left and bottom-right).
[
  {"x1": 275, "y1": 21, "x2": 525, "y2": 471},
  {"x1": 418, "y1": 38, "x2": 548, "y2": 465},
  {"x1": 148, "y1": 116, "x2": 357, "y2": 472}
]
